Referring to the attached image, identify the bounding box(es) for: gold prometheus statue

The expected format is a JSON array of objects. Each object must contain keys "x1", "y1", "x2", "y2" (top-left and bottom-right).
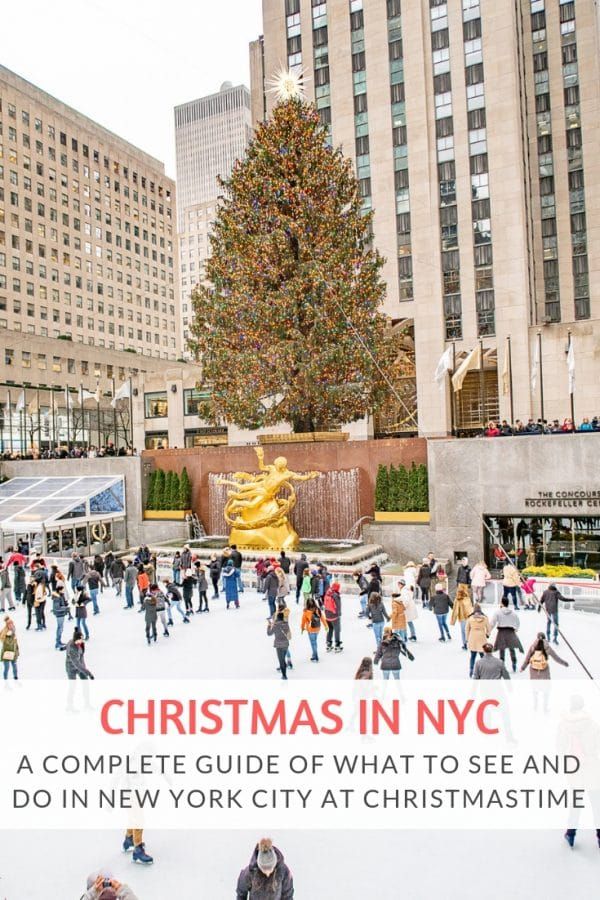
[{"x1": 217, "y1": 447, "x2": 319, "y2": 550}]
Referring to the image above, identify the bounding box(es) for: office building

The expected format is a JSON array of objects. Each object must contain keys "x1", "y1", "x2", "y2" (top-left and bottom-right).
[
  {"x1": 0, "y1": 65, "x2": 180, "y2": 360},
  {"x1": 174, "y1": 83, "x2": 253, "y2": 356},
  {"x1": 251, "y1": 0, "x2": 600, "y2": 436}
]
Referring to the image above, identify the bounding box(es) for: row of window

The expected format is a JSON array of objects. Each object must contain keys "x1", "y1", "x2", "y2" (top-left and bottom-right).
[
  {"x1": 351, "y1": 1, "x2": 371, "y2": 212},
  {"x1": 0, "y1": 96, "x2": 172, "y2": 199},
  {"x1": 3, "y1": 347, "x2": 136, "y2": 380},
  {"x1": 430, "y1": 2, "x2": 462, "y2": 341},
  {"x1": 313, "y1": 0, "x2": 332, "y2": 131},
  {"x1": 462, "y1": 1, "x2": 495, "y2": 339},
  {"x1": 0, "y1": 316, "x2": 177, "y2": 353},
  {"x1": 387, "y1": 0, "x2": 412, "y2": 301},
  {"x1": 560, "y1": 3, "x2": 589, "y2": 322}
]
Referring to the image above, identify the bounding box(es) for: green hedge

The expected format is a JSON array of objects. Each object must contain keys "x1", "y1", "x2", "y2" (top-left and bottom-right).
[
  {"x1": 145, "y1": 468, "x2": 192, "y2": 511},
  {"x1": 375, "y1": 462, "x2": 429, "y2": 512},
  {"x1": 522, "y1": 565, "x2": 597, "y2": 580}
]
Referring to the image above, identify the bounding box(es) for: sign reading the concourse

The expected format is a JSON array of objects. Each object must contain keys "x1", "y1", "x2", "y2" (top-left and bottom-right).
[{"x1": 524, "y1": 490, "x2": 600, "y2": 509}]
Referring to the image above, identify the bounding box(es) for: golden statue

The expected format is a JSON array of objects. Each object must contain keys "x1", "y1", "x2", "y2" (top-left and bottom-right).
[{"x1": 217, "y1": 447, "x2": 319, "y2": 550}]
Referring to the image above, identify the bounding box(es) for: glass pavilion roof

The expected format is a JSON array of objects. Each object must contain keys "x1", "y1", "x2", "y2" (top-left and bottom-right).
[{"x1": 0, "y1": 476, "x2": 125, "y2": 531}]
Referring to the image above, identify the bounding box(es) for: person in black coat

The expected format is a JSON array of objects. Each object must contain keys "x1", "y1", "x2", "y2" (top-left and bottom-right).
[
  {"x1": 416, "y1": 560, "x2": 432, "y2": 608},
  {"x1": 538, "y1": 583, "x2": 570, "y2": 644},
  {"x1": 374, "y1": 627, "x2": 414, "y2": 679},
  {"x1": 431, "y1": 585, "x2": 453, "y2": 642},
  {"x1": 456, "y1": 557, "x2": 472, "y2": 586},
  {"x1": 12, "y1": 562, "x2": 26, "y2": 605},
  {"x1": 293, "y1": 554, "x2": 307, "y2": 602},
  {"x1": 208, "y1": 555, "x2": 221, "y2": 599}
]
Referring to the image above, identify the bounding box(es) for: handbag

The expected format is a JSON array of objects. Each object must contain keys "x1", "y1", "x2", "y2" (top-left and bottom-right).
[{"x1": 3, "y1": 651, "x2": 15, "y2": 661}]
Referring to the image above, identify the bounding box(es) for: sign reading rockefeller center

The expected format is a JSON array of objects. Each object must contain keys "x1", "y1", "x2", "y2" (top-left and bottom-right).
[{"x1": 524, "y1": 490, "x2": 600, "y2": 509}]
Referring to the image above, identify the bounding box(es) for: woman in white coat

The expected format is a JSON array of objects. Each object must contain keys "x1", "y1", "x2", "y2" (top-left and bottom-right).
[
  {"x1": 398, "y1": 578, "x2": 417, "y2": 641},
  {"x1": 470, "y1": 560, "x2": 491, "y2": 604}
]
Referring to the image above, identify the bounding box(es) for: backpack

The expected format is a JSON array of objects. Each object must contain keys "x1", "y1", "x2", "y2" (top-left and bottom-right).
[
  {"x1": 324, "y1": 590, "x2": 338, "y2": 618},
  {"x1": 530, "y1": 650, "x2": 548, "y2": 671},
  {"x1": 310, "y1": 610, "x2": 321, "y2": 629}
]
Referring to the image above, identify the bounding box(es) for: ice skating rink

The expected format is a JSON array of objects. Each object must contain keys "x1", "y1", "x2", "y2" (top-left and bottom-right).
[
  {"x1": 6, "y1": 582, "x2": 600, "y2": 681},
  {"x1": 1, "y1": 585, "x2": 599, "y2": 897}
]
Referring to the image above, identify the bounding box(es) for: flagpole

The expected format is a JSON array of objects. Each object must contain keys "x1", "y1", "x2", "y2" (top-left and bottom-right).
[
  {"x1": 66, "y1": 388, "x2": 71, "y2": 452},
  {"x1": 7, "y1": 390, "x2": 13, "y2": 455},
  {"x1": 96, "y1": 380, "x2": 101, "y2": 450},
  {"x1": 568, "y1": 329, "x2": 575, "y2": 427},
  {"x1": 128, "y1": 377, "x2": 133, "y2": 449},
  {"x1": 80, "y1": 383, "x2": 85, "y2": 449},
  {"x1": 478, "y1": 339, "x2": 485, "y2": 429},
  {"x1": 51, "y1": 388, "x2": 56, "y2": 452},
  {"x1": 20, "y1": 407, "x2": 25, "y2": 455},
  {"x1": 449, "y1": 343, "x2": 455, "y2": 436},
  {"x1": 112, "y1": 378, "x2": 118, "y2": 449},
  {"x1": 36, "y1": 388, "x2": 41, "y2": 452},
  {"x1": 537, "y1": 331, "x2": 545, "y2": 424},
  {"x1": 507, "y1": 336, "x2": 514, "y2": 424}
]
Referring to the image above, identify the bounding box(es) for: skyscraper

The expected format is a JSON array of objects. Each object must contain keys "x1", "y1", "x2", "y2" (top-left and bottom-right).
[
  {"x1": 251, "y1": 0, "x2": 600, "y2": 436},
  {"x1": 0, "y1": 64, "x2": 180, "y2": 360},
  {"x1": 174, "y1": 83, "x2": 253, "y2": 355}
]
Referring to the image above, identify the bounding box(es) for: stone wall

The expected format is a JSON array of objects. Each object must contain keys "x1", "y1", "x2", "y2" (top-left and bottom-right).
[
  {"x1": 142, "y1": 437, "x2": 428, "y2": 536},
  {"x1": 366, "y1": 433, "x2": 600, "y2": 566}
]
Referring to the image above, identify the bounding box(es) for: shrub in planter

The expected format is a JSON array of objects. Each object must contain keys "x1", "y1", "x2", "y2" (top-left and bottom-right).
[
  {"x1": 375, "y1": 464, "x2": 389, "y2": 512},
  {"x1": 522, "y1": 565, "x2": 597, "y2": 580},
  {"x1": 179, "y1": 467, "x2": 192, "y2": 510}
]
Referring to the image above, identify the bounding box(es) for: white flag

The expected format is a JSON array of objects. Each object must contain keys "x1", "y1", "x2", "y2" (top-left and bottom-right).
[
  {"x1": 434, "y1": 346, "x2": 453, "y2": 387},
  {"x1": 567, "y1": 338, "x2": 575, "y2": 395},
  {"x1": 111, "y1": 379, "x2": 131, "y2": 408},
  {"x1": 15, "y1": 390, "x2": 25, "y2": 411},
  {"x1": 65, "y1": 387, "x2": 74, "y2": 408},
  {"x1": 81, "y1": 387, "x2": 99, "y2": 404},
  {"x1": 452, "y1": 346, "x2": 481, "y2": 393},
  {"x1": 27, "y1": 396, "x2": 39, "y2": 415},
  {"x1": 530, "y1": 341, "x2": 539, "y2": 392},
  {"x1": 501, "y1": 340, "x2": 510, "y2": 396}
]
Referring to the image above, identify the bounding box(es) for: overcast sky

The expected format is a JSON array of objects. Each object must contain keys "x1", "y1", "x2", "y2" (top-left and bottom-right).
[{"x1": 2, "y1": 0, "x2": 263, "y2": 177}]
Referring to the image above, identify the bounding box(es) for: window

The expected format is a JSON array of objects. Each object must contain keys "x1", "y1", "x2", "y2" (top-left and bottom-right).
[{"x1": 144, "y1": 391, "x2": 168, "y2": 418}]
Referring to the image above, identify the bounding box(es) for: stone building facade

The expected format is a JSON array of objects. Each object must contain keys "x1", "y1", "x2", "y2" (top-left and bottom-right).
[{"x1": 251, "y1": 0, "x2": 600, "y2": 436}]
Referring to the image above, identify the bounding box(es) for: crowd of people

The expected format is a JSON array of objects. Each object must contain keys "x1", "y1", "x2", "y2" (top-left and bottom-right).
[
  {"x1": 0, "y1": 545, "x2": 578, "y2": 685},
  {"x1": 1, "y1": 443, "x2": 138, "y2": 461},
  {"x1": 483, "y1": 417, "x2": 600, "y2": 437}
]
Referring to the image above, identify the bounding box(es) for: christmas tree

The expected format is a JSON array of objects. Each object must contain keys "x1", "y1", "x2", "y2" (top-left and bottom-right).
[{"x1": 188, "y1": 74, "x2": 398, "y2": 433}]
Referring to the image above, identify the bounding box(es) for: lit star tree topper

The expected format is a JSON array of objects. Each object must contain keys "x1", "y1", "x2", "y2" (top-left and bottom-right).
[{"x1": 188, "y1": 74, "x2": 400, "y2": 433}]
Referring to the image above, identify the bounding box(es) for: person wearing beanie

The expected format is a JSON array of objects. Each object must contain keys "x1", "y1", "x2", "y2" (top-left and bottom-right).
[
  {"x1": 236, "y1": 837, "x2": 294, "y2": 899},
  {"x1": 490, "y1": 597, "x2": 523, "y2": 673},
  {"x1": 80, "y1": 871, "x2": 139, "y2": 899}
]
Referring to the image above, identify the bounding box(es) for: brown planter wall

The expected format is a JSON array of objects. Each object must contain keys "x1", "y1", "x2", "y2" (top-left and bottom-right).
[{"x1": 143, "y1": 438, "x2": 427, "y2": 538}]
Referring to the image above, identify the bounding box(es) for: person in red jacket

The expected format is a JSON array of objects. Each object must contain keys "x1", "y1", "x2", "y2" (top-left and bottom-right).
[{"x1": 323, "y1": 582, "x2": 342, "y2": 653}]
